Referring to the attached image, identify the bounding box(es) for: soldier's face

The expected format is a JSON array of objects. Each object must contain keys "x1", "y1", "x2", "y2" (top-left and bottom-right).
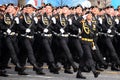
[
  {"x1": 26, "y1": 7, "x2": 34, "y2": 14},
  {"x1": 46, "y1": 6, "x2": 52, "y2": 14},
  {"x1": 5, "y1": 5, "x2": 15, "y2": 13},
  {"x1": 92, "y1": 8, "x2": 99, "y2": 15},
  {"x1": 62, "y1": 7, "x2": 69, "y2": 14},
  {"x1": 76, "y1": 7, "x2": 82, "y2": 14},
  {"x1": 41, "y1": 8, "x2": 46, "y2": 14},
  {"x1": 108, "y1": 8, "x2": 114, "y2": 16},
  {"x1": 86, "y1": 13, "x2": 92, "y2": 20}
]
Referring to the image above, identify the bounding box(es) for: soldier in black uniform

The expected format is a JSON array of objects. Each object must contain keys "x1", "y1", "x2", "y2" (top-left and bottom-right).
[
  {"x1": 90, "y1": 6, "x2": 108, "y2": 71},
  {"x1": 34, "y1": 3, "x2": 59, "y2": 74},
  {"x1": 18, "y1": 4, "x2": 45, "y2": 75},
  {"x1": 76, "y1": 11, "x2": 100, "y2": 79},
  {"x1": 0, "y1": 3, "x2": 23, "y2": 77},
  {"x1": 52, "y1": 5, "x2": 78, "y2": 74},
  {"x1": 101, "y1": 6, "x2": 120, "y2": 71},
  {"x1": 68, "y1": 5, "x2": 84, "y2": 73},
  {"x1": 115, "y1": 6, "x2": 120, "y2": 59}
]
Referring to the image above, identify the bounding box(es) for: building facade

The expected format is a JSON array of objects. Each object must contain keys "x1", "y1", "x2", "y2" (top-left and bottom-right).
[{"x1": 89, "y1": 0, "x2": 111, "y2": 8}]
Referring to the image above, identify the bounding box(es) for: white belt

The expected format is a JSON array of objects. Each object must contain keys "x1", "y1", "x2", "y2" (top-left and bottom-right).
[
  {"x1": 107, "y1": 34, "x2": 114, "y2": 37},
  {"x1": 61, "y1": 34, "x2": 69, "y2": 37},
  {"x1": 21, "y1": 34, "x2": 34, "y2": 39},
  {"x1": 41, "y1": 34, "x2": 52, "y2": 37},
  {"x1": 3, "y1": 32, "x2": 18, "y2": 36},
  {"x1": 70, "y1": 34, "x2": 78, "y2": 38}
]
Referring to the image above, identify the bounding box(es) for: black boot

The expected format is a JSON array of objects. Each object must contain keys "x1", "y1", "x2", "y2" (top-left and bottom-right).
[
  {"x1": 81, "y1": 66, "x2": 90, "y2": 72},
  {"x1": 18, "y1": 71, "x2": 28, "y2": 75},
  {"x1": 33, "y1": 67, "x2": 45, "y2": 75},
  {"x1": 64, "y1": 69, "x2": 73, "y2": 74},
  {"x1": 56, "y1": 64, "x2": 61, "y2": 71},
  {"x1": 0, "y1": 70, "x2": 8, "y2": 77},
  {"x1": 15, "y1": 63, "x2": 24, "y2": 72},
  {"x1": 33, "y1": 64, "x2": 45, "y2": 75},
  {"x1": 6, "y1": 65, "x2": 11, "y2": 69},
  {"x1": 49, "y1": 63, "x2": 59, "y2": 74},
  {"x1": 103, "y1": 62, "x2": 108, "y2": 69},
  {"x1": 96, "y1": 64, "x2": 104, "y2": 71},
  {"x1": 93, "y1": 71, "x2": 100, "y2": 78},
  {"x1": 15, "y1": 64, "x2": 28, "y2": 75},
  {"x1": 76, "y1": 70, "x2": 86, "y2": 79},
  {"x1": 111, "y1": 64, "x2": 120, "y2": 71},
  {"x1": 72, "y1": 63, "x2": 78, "y2": 72}
]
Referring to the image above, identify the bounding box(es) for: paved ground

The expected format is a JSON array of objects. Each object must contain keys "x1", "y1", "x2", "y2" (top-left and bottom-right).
[{"x1": 0, "y1": 64, "x2": 120, "y2": 80}]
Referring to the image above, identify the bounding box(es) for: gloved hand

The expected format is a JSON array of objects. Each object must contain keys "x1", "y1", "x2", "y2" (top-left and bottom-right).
[
  {"x1": 98, "y1": 17, "x2": 102, "y2": 24},
  {"x1": 34, "y1": 17, "x2": 38, "y2": 24},
  {"x1": 115, "y1": 18, "x2": 119, "y2": 24},
  {"x1": 78, "y1": 28, "x2": 81, "y2": 34},
  {"x1": 52, "y1": 17, "x2": 56, "y2": 24},
  {"x1": 7, "y1": 29, "x2": 11, "y2": 34},
  {"x1": 26, "y1": 28, "x2": 31, "y2": 33},
  {"x1": 43, "y1": 28, "x2": 48, "y2": 33},
  {"x1": 92, "y1": 46, "x2": 96, "y2": 50},
  {"x1": 14, "y1": 17, "x2": 19, "y2": 24},
  {"x1": 68, "y1": 18, "x2": 72, "y2": 25},
  {"x1": 107, "y1": 29, "x2": 111, "y2": 33},
  {"x1": 60, "y1": 28, "x2": 64, "y2": 33}
]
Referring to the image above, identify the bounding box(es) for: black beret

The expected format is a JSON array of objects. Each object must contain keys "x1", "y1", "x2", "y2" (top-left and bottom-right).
[
  {"x1": 45, "y1": 3, "x2": 52, "y2": 7},
  {"x1": 6, "y1": 3, "x2": 15, "y2": 9},
  {"x1": 62, "y1": 5, "x2": 69, "y2": 8},
  {"x1": 85, "y1": 11, "x2": 93, "y2": 15},
  {"x1": 76, "y1": 4, "x2": 83, "y2": 9}
]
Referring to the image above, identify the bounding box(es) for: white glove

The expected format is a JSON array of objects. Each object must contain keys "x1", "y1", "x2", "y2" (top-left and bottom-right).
[
  {"x1": 26, "y1": 28, "x2": 31, "y2": 33},
  {"x1": 68, "y1": 18, "x2": 72, "y2": 25},
  {"x1": 43, "y1": 28, "x2": 48, "y2": 33},
  {"x1": 92, "y1": 46, "x2": 96, "y2": 50},
  {"x1": 60, "y1": 28, "x2": 65, "y2": 33},
  {"x1": 107, "y1": 29, "x2": 111, "y2": 33},
  {"x1": 7, "y1": 29, "x2": 11, "y2": 34},
  {"x1": 98, "y1": 17, "x2": 102, "y2": 24},
  {"x1": 14, "y1": 17, "x2": 19, "y2": 24},
  {"x1": 82, "y1": 15, "x2": 87, "y2": 20},
  {"x1": 34, "y1": 17, "x2": 38, "y2": 24},
  {"x1": 115, "y1": 18, "x2": 119, "y2": 24},
  {"x1": 52, "y1": 17, "x2": 56, "y2": 24},
  {"x1": 78, "y1": 28, "x2": 81, "y2": 34}
]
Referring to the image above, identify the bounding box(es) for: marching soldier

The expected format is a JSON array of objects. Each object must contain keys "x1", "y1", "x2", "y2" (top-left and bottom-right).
[
  {"x1": 90, "y1": 6, "x2": 108, "y2": 71},
  {"x1": 0, "y1": 3, "x2": 23, "y2": 77},
  {"x1": 17, "y1": 4, "x2": 45, "y2": 75},
  {"x1": 68, "y1": 5, "x2": 85, "y2": 73},
  {"x1": 76, "y1": 11, "x2": 100, "y2": 79},
  {"x1": 100, "y1": 6, "x2": 120, "y2": 71},
  {"x1": 35, "y1": 3, "x2": 60, "y2": 74},
  {"x1": 52, "y1": 5, "x2": 78, "y2": 74},
  {"x1": 115, "y1": 6, "x2": 120, "y2": 58}
]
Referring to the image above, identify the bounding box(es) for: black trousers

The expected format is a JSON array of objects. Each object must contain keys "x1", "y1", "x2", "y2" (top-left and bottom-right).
[
  {"x1": 68, "y1": 37, "x2": 84, "y2": 62},
  {"x1": 0, "y1": 36, "x2": 19, "y2": 70},
  {"x1": 41, "y1": 37, "x2": 55, "y2": 63},
  {"x1": 18, "y1": 36, "x2": 37, "y2": 66},
  {"x1": 33, "y1": 34, "x2": 44, "y2": 67},
  {"x1": 80, "y1": 42, "x2": 96, "y2": 72},
  {"x1": 92, "y1": 42, "x2": 106, "y2": 65},
  {"x1": 104, "y1": 37, "x2": 120, "y2": 64},
  {"x1": 58, "y1": 37, "x2": 75, "y2": 67},
  {"x1": 5, "y1": 36, "x2": 20, "y2": 65}
]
